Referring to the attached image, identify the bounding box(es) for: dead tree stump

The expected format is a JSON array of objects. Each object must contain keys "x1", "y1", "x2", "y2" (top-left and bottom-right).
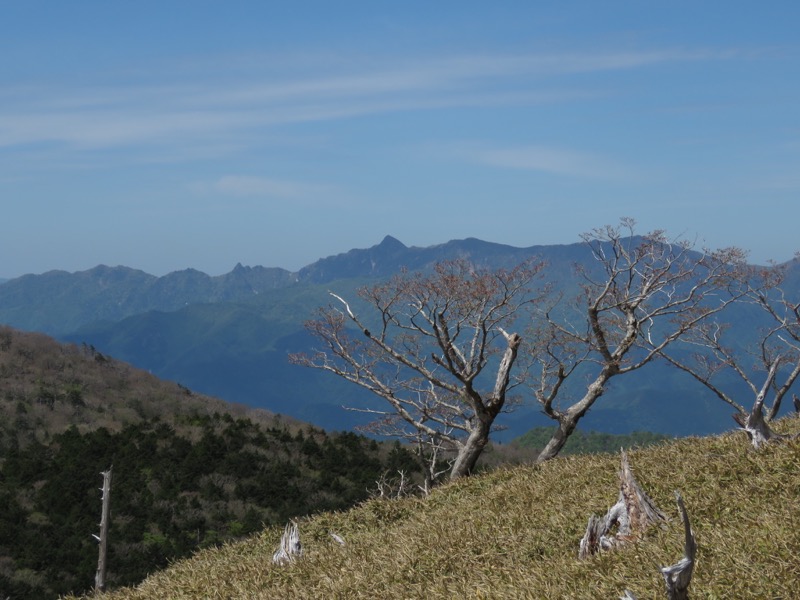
[
  {"x1": 272, "y1": 521, "x2": 302, "y2": 565},
  {"x1": 579, "y1": 451, "x2": 665, "y2": 559}
]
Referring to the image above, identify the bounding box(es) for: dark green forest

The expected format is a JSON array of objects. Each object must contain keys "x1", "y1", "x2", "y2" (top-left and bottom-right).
[
  {"x1": 512, "y1": 427, "x2": 671, "y2": 455},
  {"x1": 0, "y1": 414, "x2": 418, "y2": 599},
  {"x1": 0, "y1": 327, "x2": 419, "y2": 599}
]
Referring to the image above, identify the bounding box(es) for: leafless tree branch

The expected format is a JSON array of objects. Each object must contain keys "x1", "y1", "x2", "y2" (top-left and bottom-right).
[
  {"x1": 530, "y1": 219, "x2": 747, "y2": 462},
  {"x1": 291, "y1": 258, "x2": 546, "y2": 481}
]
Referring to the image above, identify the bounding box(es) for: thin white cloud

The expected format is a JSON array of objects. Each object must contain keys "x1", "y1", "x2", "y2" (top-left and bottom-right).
[
  {"x1": 212, "y1": 175, "x2": 332, "y2": 198},
  {"x1": 179, "y1": 49, "x2": 718, "y2": 107},
  {"x1": 186, "y1": 175, "x2": 345, "y2": 210},
  {"x1": 0, "y1": 48, "x2": 733, "y2": 154},
  {"x1": 444, "y1": 142, "x2": 635, "y2": 180}
]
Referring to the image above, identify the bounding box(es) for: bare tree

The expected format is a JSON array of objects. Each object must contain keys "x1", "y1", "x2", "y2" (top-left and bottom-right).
[
  {"x1": 659, "y1": 257, "x2": 800, "y2": 446},
  {"x1": 290, "y1": 259, "x2": 545, "y2": 481},
  {"x1": 529, "y1": 219, "x2": 747, "y2": 462}
]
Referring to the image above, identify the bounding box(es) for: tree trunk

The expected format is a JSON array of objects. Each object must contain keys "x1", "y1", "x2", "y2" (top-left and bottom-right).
[
  {"x1": 449, "y1": 419, "x2": 491, "y2": 479},
  {"x1": 732, "y1": 410, "x2": 780, "y2": 449},
  {"x1": 535, "y1": 419, "x2": 576, "y2": 463},
  {"x1": 536, "y1": 373, "x2": 611, "y2": 463},
  {"x1": 94, "y1": 468, "x2": 112, "y2": 593},
  {"x1": 618, "y1": 450, "x2": 666, "y2": 534},
  {"x1": 732, "y1": 357, "x2": 784, "y2": 448},
  {"x1": 449, "y1": 331, "x2": 521, "y2": 480}
]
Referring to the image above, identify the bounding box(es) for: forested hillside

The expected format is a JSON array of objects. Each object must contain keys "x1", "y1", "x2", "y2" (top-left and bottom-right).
[
  {"x1": 0, "y1": 324, "x2": 289, "y2": 447},
  {"x1": 0, "y1": 327, "x2": 419, "y2": 599}
]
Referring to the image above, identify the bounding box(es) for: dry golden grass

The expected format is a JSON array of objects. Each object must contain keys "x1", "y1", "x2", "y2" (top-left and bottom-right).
[{"x1": 73, "y1": 416, "x2": 800, "y2": 599}]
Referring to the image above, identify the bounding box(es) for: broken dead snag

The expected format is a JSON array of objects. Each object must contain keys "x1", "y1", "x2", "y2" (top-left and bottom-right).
[
  {"x1": 579, "y1": 450, "x2": 665, "y2": 559},
  {"x1": 623, "y1": 491, "x2": 696, "y2": 600},
  {"x1": 660, "y1": 491, "x2": 696, "y2": 600},
  {"x1": 272, "y1": 521, "x2": 302, "y2": 565}
]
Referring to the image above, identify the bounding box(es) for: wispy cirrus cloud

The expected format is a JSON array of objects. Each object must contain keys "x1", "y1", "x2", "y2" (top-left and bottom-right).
[
  {"x1": 0, "y1": 48, "x2": 731, "y2": 156},
  {"x1": 440, "y1": 142, "x2": 636, "y2": 180},
  {"x1": 212, "y1": 175, "x2": 332, "y2": 198},
  {"x1": 188, "y1": 175, "x2": 339, "y2": 208}
]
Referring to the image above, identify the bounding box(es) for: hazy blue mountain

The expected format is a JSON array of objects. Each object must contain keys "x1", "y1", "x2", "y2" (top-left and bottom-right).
[
  {"x1": 296, "y1": 235, "x2": 584, "y2": 282},
  {"x1": 1, "y1": 237, "x2": 797, "y2": 439},
  {"x1": 0, "y1": 236, "x2": 586, "y2": 335},
  {"x1": 0, "y1": 263, "x2": 294, "y2": 335}
]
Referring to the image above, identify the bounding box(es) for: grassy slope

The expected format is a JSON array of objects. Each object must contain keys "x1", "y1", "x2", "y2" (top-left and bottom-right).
[{"x1": 78, "y1": 417, "x2": 800, "y2": 599}]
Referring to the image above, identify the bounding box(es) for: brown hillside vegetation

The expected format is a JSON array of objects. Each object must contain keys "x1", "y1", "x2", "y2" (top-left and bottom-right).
[
  {"x1": 0, "y1": 325, "x2": 427, "y2": 599},
  {"x1": 0, "y1": 325, "x2": 294, "y2": 447},
  {"x1": 75, "y1": 417, "x2": 800, "y2": 599}
]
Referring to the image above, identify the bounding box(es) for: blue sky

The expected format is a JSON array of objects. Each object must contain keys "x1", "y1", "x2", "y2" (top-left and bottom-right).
[{"x1": 2, "y1": 1, "x2": 798, "y2": 278}]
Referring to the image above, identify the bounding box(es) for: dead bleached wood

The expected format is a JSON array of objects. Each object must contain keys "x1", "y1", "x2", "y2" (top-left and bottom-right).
[
  {"x1": 272, "y1": 521, "x2": 302, "y2": 566},
  {"x1": 329, "y1": 531, "x2": 345, "y2": 546},
  {"x1": 623, "y1": 491, "x2": 696, "y2": 600},
  {"x1": 660, "y1": 491, "x2": 696, "y2": 600},
  {"x1": 579, "y1": 514, "x2": 614, "y2": 559},
  {"x1": 579, "y1": 451, "x2": 665, "y2": 559},
  {"x1": 94, "y1": 467, "x2": 112, "y2": 593},
  {"x1": 619, "y1": 450, "x2": 666, "y2": 533},
  {"x1": 732, "y1": 390, "x2": 800, "y2": 450}
]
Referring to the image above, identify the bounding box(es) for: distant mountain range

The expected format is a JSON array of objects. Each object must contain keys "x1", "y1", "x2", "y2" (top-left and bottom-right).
[
  {"x1": 1, "y1": 235, "x2": 796, "y2": 439},
  {"x1": 0, "y1": 236, "x2": 586, "y2": 335}
]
